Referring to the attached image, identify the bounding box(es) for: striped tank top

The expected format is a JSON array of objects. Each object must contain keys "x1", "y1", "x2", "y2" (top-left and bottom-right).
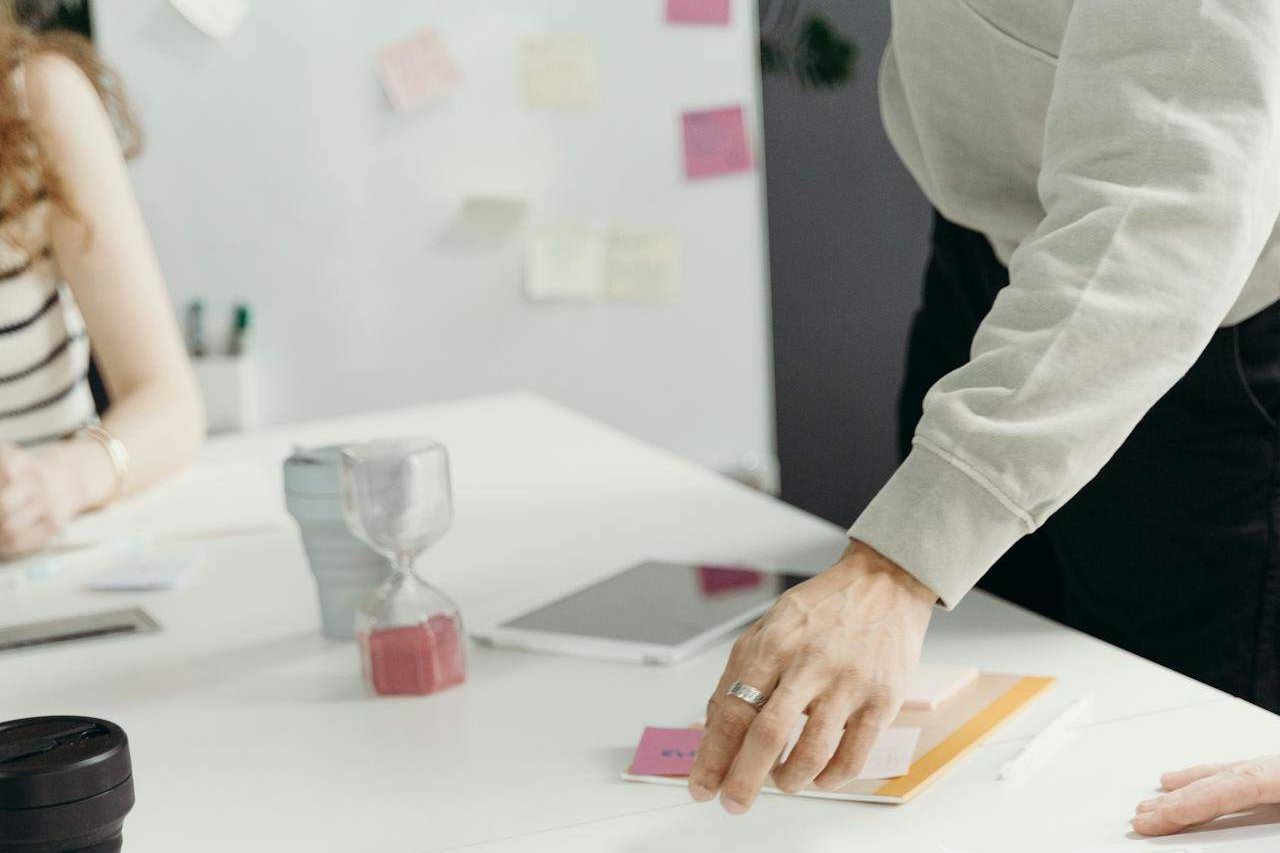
[{"x1": 0, "y1": 195, "x2": 96, "y2": 445}]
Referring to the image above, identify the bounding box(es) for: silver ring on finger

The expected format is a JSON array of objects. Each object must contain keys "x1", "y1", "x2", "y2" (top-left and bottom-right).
[{"x1": 726, "y1": 680, "x2": 768, "y2": 710}]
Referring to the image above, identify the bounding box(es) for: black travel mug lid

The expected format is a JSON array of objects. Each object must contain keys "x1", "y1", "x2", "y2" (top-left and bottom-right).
[{"x1": 0, "y1": 716, "x2": 131, "y2": 809}]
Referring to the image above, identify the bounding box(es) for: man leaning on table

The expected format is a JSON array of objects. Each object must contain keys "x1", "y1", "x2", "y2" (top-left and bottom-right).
[{"x1": 687, "y1": 0, "x2": 1280, "y2": 837}]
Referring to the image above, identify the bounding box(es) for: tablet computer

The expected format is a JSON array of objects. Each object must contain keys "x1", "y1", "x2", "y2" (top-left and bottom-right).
[{"x1": 472, "y1": 561, "x2": 784, "y2": 665}]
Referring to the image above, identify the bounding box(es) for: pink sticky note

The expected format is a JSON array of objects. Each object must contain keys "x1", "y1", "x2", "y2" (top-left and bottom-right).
[
  {"x1": 376, "y1": 29, "x2": 458, "y2": 113},
  {"x1": 666, "y1": 0, "x2": 732, "y2": 25},
  {"x1": 630, "y1": 727, "x2": 704, "y2": 776},
  {"x1": 902, "y1": 664, "x2": 979, "y2": 711},
  {"x1": 697, "y1": 565, "x2": 762, "y2": 596},
  {"x1": 681, "y1": 106, "x2": 753, "y2": 179}
]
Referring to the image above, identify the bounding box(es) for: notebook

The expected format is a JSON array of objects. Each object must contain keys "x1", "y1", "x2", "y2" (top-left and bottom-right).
[{"x1": 622, "y1": 672, "x2": 1054, "y2": 804}]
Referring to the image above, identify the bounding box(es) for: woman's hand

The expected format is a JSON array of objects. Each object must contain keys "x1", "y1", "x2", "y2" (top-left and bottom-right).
[
  {"x1": 0, "y1": 441, "x2": 98, "y2": 559},
  {"x1": 1132, "y1": 756, "x2": 1280, "y2": 835},
  {"x1": 687, "y1": 541, "x2": 936, "y2": 814}
]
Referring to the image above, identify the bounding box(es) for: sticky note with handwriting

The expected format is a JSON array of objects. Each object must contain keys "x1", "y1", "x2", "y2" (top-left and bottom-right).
[
  {"x1": 376, "y1": 29, "x2": 458, "y2": 113},
  {"x1": 168, "y1": 0, "x2": 250, "y2": 41},
  {"x1": 525, "y1": 225, "x2": 604, "y2": 301},
  {"x1": 630, "y1": 727, "x2": 704, "y2": 776},
  {"x1": 605, "y1": 230, "x2": 680, "y2": 301},
  {"x1": 523, "y1": 36, "x2": 598, "y2": 108},
  {"x1": 682, "y1": 105, "x2": 753, "y2": 179},
  {"x1": 667, "y1": 0, "x2": 732, "y2": 25}
]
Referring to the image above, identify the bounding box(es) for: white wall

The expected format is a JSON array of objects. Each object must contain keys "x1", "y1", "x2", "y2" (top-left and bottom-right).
[{"x1": 94, "y1": 0, "x2": 774, "y2": 476}]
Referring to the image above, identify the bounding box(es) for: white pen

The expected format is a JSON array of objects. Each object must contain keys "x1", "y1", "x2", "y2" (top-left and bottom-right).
[{"x1": 998, "y1": 694, "x2": 1094, "y2": 781}]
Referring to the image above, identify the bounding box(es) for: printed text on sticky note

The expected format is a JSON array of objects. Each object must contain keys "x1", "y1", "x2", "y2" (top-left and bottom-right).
[
  {"x1": 682, "y1": 106, "x2": 753, "y2": 179},
  {"x1": 523, "y1": 36, "x2": 598, "y2": 108},
  {"x1": 667, "y1": 0, "x2": 732, "y2": 25},
  {"x1": 631, "y1": 727, "x2": 704, "y2": 776},
  {"x1": 376, "y1": 29, "x2": 458, "y2": 113}
]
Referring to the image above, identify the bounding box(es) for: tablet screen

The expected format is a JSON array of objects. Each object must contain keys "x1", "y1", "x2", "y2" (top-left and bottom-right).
[{"x1": 501, "y1": 561, "x2": 784, "y2": 646}]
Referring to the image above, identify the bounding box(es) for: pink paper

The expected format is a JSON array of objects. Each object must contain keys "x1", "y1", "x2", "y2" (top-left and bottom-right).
[
  {"x1": 902, "y1": 664, "x2": 979, "y2": 710},
  {"x1": 376, "y1": 29, "x2": 458, "y2": 113},
  {"x1": 666, "y1": 0, "x2": 732, "y2": 25},
  {"x1": 630, "y1": 727, "x2": 704, "y2": 776},
  {"x1": 682, "y1": 106, "x2": 753, "y2": 179},
  {"x1": 697, "y1": 565, "x2": 763, "y2": 596}
]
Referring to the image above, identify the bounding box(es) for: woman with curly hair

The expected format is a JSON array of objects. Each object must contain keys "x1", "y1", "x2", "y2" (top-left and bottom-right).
[{"x1": 0, "y1": 11, "x2": 202, "y2": 557}]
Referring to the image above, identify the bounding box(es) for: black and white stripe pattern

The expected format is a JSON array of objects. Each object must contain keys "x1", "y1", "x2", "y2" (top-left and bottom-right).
[{"x1": 0, "y1": 198, "x2": 95, "y2": 445}]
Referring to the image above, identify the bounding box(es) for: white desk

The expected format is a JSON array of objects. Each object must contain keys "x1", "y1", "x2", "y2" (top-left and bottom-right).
[{"x1": 2, "y1": 393, "x2": 1276, "y2": 852}]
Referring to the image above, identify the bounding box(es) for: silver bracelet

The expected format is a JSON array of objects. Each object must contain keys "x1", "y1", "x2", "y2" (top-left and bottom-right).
[{"x1": 76, "y1": 424, "x2": 130, "y2": 507}]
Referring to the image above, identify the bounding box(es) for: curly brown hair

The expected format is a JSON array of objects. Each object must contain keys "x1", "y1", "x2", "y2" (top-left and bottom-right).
[{"x1": 0, "y1": 16, "x2": 141, "y2": 251}]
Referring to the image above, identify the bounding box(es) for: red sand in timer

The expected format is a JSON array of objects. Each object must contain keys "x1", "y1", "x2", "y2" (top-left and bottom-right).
[{"x1": 362, "y1": 614, "x2": 466, "y2": 696}]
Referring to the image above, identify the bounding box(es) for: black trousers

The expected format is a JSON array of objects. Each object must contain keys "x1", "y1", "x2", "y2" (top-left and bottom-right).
[{"x1": 900, "y1": 211, "x2": 1280, "y2": 711}]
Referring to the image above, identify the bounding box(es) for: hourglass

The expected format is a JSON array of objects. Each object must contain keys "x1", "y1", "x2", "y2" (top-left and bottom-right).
[{"x1": 341, "y1": 438, "x2": 466, "y2": 696}]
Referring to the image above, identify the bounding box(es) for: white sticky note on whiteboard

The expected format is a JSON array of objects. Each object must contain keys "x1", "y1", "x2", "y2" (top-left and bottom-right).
[
  {"x1": 526, "y1": 226, "x2": 603, "y2": 300},
  {"x1": 605, "y1": 231, "x2": 680, "y2": 302},
  {"x1": 523, "y1": 36, "x2": 598, "y2": 107},
  {"x1": 168, "y1": 0, "x2": 251, "y2": 41}
]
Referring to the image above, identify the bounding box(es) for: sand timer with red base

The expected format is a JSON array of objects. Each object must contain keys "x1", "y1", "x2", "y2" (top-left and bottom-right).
[{"x1": 341, "y1": 438, "x2": 466, "y2": 697}]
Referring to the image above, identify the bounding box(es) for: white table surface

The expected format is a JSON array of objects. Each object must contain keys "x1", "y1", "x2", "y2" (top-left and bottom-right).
[{"x1": 2, "y1": 392, "x2": 1276, "y2": 852}]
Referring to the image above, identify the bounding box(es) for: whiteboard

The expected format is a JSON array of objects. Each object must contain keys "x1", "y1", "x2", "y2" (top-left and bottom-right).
[{"x1": 93, "y1": 0, "x2": 774, "y2": 476}]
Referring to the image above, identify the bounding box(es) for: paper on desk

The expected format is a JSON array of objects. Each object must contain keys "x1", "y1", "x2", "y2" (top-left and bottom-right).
[
  {"x1": 667, "y1": 0, "x2": 732, "y2": 25},
  {"x1": 604, "y1": 230, "x2": 680, "y2": 302},
  {"x1": 525, "y1": 225, "x2": 603, "y2": 301},
  {"x1": 682, "y1": 105, "x2": 753, "y2": 179},
  {"x1": 628, "y1": 724, "x2": 919, "y2": 782},
  {"x1": 631, "y1": 727, "x2": 703, "y2": 776},
  {"x1": 87, "y1": 556, "x2": 198, "y2": 592},
  {"x1": 376, "y1": 29, "x2": 458, "y2": 113},
  {"x1": 168, "y1": 0, "x2": 250, "y2": 40},
  {"x1": 60, "y1": 459, "x2": 289, "y2": 550},
  {"x1": 904, "y1": 664, "x2": 980, "y2": 710},
  {"x1": 782, "y1": 722, "x2": 920, "y2": 780},
  {"x1": 523, "y1": 36, "x2": 598, "y2": 108}
]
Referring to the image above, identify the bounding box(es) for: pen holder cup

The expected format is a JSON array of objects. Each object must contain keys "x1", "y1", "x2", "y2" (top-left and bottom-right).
[
  {"x1": 192, "y1": 355, "x2": 258, "y2": 435},
  {"x1": 284, "y1": 446, "x2": 392, "y2": 641}
]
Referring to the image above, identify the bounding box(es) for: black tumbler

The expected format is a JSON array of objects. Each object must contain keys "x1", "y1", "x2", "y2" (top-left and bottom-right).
[{"x1": 0, "y1": 717, "x2": 135, "y2": 852}]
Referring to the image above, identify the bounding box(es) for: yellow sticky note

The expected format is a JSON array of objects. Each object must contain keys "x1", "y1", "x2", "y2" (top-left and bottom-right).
[
  {"x1": 526, "y1": 226, "x2": 603, "y2": 301},
  {"x1": 605, "y1": 230, "x2": 680, "y2": 302},
  {"x1": 523, "y1": 36, "x2": 598, "y2": 108}
]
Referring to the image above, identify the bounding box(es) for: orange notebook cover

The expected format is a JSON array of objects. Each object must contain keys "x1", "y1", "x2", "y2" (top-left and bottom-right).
[{"x1": 622, "y1": 672, "x2": 1055, "y2": 804}]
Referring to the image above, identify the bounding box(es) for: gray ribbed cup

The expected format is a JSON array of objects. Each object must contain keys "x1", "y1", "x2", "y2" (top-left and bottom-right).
[{"x1": 283, "y1": 445, "x2": 390, "y2": 640}]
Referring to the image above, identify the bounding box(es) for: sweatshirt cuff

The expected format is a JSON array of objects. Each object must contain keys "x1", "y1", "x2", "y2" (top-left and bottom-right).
[{"x1": 847, "y1": 443, "x2": 1032, "y2": 609}]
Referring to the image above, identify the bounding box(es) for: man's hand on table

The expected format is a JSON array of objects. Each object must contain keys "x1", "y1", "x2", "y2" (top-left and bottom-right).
[
  {"x1": 687, "y1": 540, "x2": 936, "y2": 814},
  {"x1": 1133, "y1": 756, "x2": 1280, "y2": 835}
]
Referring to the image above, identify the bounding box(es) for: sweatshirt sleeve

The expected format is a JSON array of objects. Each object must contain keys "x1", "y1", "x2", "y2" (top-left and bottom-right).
[{"x1": 850, "y1": 0, "x2": 1280, "y2": 608}]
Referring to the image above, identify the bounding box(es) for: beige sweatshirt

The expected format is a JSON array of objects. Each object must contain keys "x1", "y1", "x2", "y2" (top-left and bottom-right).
[{"x1": 849, "y1": 0, "x2": 1280, "y2": 607}]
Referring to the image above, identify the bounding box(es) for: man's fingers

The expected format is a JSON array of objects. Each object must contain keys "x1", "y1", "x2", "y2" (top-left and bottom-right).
[
  {"x1": 687, "y1": 662, "x2": 780, "y2": 803},
  {"x1": 773, "y1": 703, "x2": 848, "y2": 794},
  {"x1": 1132, "y1": 766, "x2": 1270, "y2": 836},
  {"x1": 1159, "y1": 760, "x2": 1261, "y2": 792},
  {"x1": 812, "y1": 700, "x2": 891, "y2": 791},
  {"x1": 719, "y1": 680, "x2": 812, "y2": 813}
]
